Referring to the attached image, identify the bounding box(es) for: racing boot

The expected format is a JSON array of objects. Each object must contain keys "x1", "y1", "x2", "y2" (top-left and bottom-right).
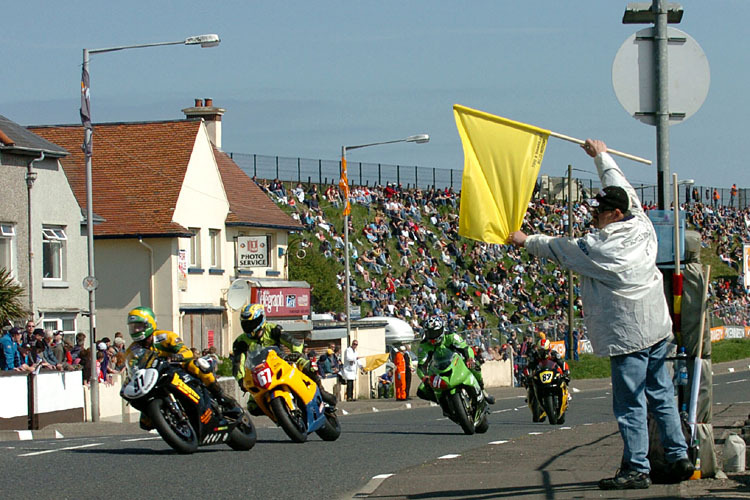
[
  {"x1": 303, "y1": 365, "x2": 338, "y2": 406},
  {"x1": 476, "y1": 378, "x2": 495, "y2": 405},
  {"x1": 207, "y1": 381, "x2": 239, "y2": 412},
  {"x1": 139, "y1": 413, "x2": 154, "y2": 431}
]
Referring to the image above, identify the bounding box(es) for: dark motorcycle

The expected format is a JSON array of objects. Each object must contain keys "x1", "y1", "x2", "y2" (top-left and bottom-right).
[
  {"x1": 524, "y1": 357, "x2": 570, "y2": 425},
  {"x1": 121, "y1": 346, "x2": 256, "y2": 454}
]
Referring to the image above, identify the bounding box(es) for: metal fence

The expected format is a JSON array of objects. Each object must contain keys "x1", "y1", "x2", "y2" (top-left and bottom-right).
[
  {"x1": 710, "y1": 304, "x2": 750, "y2": 328},
  {"x1": 228, "y1": 151, "x2": 747, "y2": 209}
]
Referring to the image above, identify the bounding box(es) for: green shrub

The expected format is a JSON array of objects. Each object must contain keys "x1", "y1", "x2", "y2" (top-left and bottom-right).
[
  {"x1": 568, "y1": 353, "x2": 611, "y2": 379},
  {"x1": 711, "y1": 338, "x2": 750, "y2": 364}
]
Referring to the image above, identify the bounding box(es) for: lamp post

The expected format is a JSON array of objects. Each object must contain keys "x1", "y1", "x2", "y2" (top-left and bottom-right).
[
  {"x1": 81, "y1": 34, "x2": 220, "y2": 421},
  {"x1": 340, "y1": 134, "x2": 429, "y2": 341}
]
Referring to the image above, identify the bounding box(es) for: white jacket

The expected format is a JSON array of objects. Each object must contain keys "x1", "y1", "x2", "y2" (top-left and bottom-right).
[
  {"x1": 343, "y1": 346, "x2": 360, "y2": 381},
  {"x1": 525, "y1": 152, "x2": 672, "y2": 357}
]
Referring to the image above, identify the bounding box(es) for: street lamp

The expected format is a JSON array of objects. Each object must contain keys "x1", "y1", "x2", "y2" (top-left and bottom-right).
[
  {"x1": 340, "y1": 134, "x2": 429, "y2": 341},
  {"x1": 80, "y1": 34, "x2": 220, "y2": 421}
]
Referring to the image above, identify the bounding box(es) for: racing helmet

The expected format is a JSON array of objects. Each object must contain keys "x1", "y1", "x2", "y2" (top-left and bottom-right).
[
  {"x1": 127, "y1": 307, "x2": 157, "y2": 342},
  {"x1": 422, "y1": 316, "x2": 445, "y2": 345},
  {"x1": 537, "y1": 338, "x2": 551, "y2": 355},
  {"x1": 240, "y1": 304, "x2": 266, "y2": 338}
]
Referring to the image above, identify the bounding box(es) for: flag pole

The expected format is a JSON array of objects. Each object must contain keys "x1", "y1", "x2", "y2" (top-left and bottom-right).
[{"x1": 548, "y1": 131, "x2": 652, "y2": 165}]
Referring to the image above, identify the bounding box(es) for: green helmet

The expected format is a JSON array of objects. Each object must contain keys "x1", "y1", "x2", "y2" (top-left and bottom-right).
[{"x1": 127, "y1": 306, "x2": 157, "y2": 342}]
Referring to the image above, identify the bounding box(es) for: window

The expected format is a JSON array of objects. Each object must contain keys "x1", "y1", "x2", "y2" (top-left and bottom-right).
[
  {"x1": 0, "y1": 224, "x2": 16, "y2": 277},
  {"x1": 189, "y1": 228, "x2": 201, "y2": 268},
  {"x1": 209, "y1": 229, "x2": 221, "y2": 268},
  {"x1": 42, "y1": 315, "x2": 77, "y2": 341},
  {"x1": 42, "y1": 226, "x2": 67, "y2": 280}
]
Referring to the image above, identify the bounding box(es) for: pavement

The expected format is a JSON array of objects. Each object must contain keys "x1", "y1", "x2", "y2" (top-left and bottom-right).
[{"x1": 3, "y1": 359, "x2": 749, "y2": 499}]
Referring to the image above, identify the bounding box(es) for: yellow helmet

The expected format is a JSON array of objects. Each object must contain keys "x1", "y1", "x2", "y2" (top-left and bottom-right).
[
  {"x1": 240, "y1": 303, "x2": 266, "y2": 338},
  {"x1": 127, "y1": 307, "x2": 157, "y2": 342}
]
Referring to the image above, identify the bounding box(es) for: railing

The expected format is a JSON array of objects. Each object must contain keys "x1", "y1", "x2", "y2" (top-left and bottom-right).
[{"x1": 228, "y1": 151, "x2": 747, "y2": 209}]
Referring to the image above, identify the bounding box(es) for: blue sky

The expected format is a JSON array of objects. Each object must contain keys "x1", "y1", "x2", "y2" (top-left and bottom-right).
[{"x1": 3, "y1": 1, "x2": 748, "y2": 189}]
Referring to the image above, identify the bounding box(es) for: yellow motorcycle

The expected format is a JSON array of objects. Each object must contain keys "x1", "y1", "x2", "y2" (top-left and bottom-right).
[
  {"x1": 242, "y1": 346, "x2": 340, "y2": 443},
  {"x1": 524, "y1": 357, "x2": 570, "y2": 425}
]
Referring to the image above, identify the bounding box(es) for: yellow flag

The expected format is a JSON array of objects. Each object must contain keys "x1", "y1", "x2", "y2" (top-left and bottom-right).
[
  {"x1": 361, "y1": 353, "x2": 390, "y2": 373},
  {"x1": 454, "y1": 104, "x2": 549, "y2": 243}
]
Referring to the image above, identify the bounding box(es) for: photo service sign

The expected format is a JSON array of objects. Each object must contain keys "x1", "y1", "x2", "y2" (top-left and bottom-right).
[
  {"x1": 251, "y1": 287, "x2": 310, "y2": 318},
  {"x1": 237, "y1": 236, "x2": 269, "y2": 268}
]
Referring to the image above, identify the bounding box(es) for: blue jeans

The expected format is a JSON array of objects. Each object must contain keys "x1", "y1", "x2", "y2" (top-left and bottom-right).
[{"x1": 610, "y1": 338, "x2": 688, "y2": 473}]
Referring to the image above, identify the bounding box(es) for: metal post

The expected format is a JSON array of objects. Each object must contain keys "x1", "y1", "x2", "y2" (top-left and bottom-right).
[
  {"x1": 378, "y1": 164, "x2": 381, "y2": 186},
  {"x1": 297, "y1": 157, "x2": 301, "y2": 183},
  {"x1": 253, "y1": 154, "x2": 257, "y2": 177},
  {"x1": 275, "y1": 156, "x2": 279, "y2": 179},
  {"x1": 654, "y1": 0, "x2": 670, "y2": 210},
  {"x1": 82, "y1": 48, "x2": 99, "y2": 422},
  {"x1": 415, "y1": 166, "x2": 418, "y2": 188},
  {"x1": 318, "y1": 159, "x2": 322, "y2": 185},
  {"x1": 567, "y1": 165, "x2": 574, "y2": 360}
]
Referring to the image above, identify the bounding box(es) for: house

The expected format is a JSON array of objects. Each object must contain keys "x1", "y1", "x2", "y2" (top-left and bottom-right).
[
  {"x1": 0, "y1": 114, "x2": 88, "y2": 335},
  {"x1": 29, "y1": 100, "x2": 302, "y2": 354}
]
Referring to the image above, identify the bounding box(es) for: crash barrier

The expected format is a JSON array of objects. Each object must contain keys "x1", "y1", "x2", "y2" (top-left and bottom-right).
[
  {"x1": 708, "y1": 326, "x2": 750, "y2": 343},
  {"x1": 0, "y1": 370, "x2": 84, "y2": 431},
  {"x1": 83, "y1": 373, "x2": 140, "y2": 423}
]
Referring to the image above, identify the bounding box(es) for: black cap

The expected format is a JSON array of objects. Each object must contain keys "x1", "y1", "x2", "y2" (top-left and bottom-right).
[
  {"x1": 9, "y1": 327, "x2": 22, "y2": 336},
  {"x1": 593, "y1": 186, "x2": 629, "y2": 213}
]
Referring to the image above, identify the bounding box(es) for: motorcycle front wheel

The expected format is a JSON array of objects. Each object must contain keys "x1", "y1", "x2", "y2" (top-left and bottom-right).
[
  {"x1": 270, "y1": 396, "x2": 307, "y2": 443},
  {"x1": 449, "y1": 390, "x2": 475, "y2": 435},
  {"x1": 147, "y1": 398, "x2": 198, "y2": 454},
  {"x1": 543, "y1": 394, "x2": 560, "y2": 425}
]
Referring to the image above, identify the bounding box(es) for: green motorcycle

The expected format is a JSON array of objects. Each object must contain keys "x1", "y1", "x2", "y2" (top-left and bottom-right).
[{"x1": 426, "y1": 346, "x2": 489, "y2": 435}]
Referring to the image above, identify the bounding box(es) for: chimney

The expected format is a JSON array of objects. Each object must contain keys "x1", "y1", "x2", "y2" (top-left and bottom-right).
[{"x1": 182, "y1": 97, "x2": 225, "y2": 148}]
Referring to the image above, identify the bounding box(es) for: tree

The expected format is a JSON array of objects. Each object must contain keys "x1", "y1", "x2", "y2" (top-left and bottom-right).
[
  {"x1": 288, "y1": 239, "x2": 344, "y2": 314},
  {"x1": 0, "y1": 268, "x2": 28, "y2": 325}
]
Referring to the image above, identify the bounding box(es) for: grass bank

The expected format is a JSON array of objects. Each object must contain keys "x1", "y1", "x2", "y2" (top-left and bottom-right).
[{"x1": 568, "y1": 338, "x2": 750, "y2": 380}]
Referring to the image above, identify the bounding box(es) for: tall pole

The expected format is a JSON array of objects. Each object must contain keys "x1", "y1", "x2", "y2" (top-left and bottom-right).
[
  {"x1": 82, "y1": 48, "x2": 99, "y2": 421},
  {"x1": 567, "y1": 165, "x2": 574, "y2": 358},
  {"x1": 654, "y1": 0, "x2": 670, "y2": 210}
]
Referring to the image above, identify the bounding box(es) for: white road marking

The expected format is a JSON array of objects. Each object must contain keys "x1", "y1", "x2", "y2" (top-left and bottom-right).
[
  {"x1": 589, "y1": 396, "x2": 607, "y2": 400},
  {"x1": 559, "y1": 426, "x2": 572, "y2": 430},
  {"x1": 438, "y1": 454, "x2": 461, "y2": 459},
  {"x1": 120, "y1": 437, "x2": 162, "y2": 442},
  {"x1": 583, "y1": 423, "x2": 594, "y2": 426},
  {"x1": 372, "y1": 474, "x2": 393, "y2": 480},
  {"x1": 571, "y1": 387, "x2": 581, "y2": 393},
  {"x1": 405, "y1": 403, "x2": 412, "y2": 409},
  {"x1": 726, "y1": 378, "x2": 748, "y2": 384},
  {"x1": 492, "y1": 408, "x2": 512, "y2": 414},
  {"x1": 528, "y1": 432, "x2": 543, "y2": 435},
  {"x1": 372, "y1": 407, "x2": 380, "y2": 412},
  {"x1": 19, "y1": 442, "x2": 103, "y2": 457},
  {"x1": 728, "y1": 368, "x2": 735, "y2": 373},
  {"x1": 489, "y1": 440, "x2": 508, "y2": 445},
  {"x1": 341, "y1": 409, "x2": 349, "y2": 415}
]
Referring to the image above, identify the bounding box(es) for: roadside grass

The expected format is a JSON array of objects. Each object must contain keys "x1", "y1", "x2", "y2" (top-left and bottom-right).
[
  {"x1": 711, "y1": 338, "x2": 750, "y2": 364},
  {"x1": 568, "y1": 338, "x2": 750, "y2": 380},
  {"x1": 568, "y1": 353, "x2": 611, "y2": 380}
]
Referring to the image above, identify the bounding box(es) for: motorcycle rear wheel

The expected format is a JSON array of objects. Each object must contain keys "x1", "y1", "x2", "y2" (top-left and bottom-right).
[
  {"x1": 315, "y1": 412, "x2": 341, "y2": 441},
  {"x1": 227, "y1": 416, "x2": 257, "y2": 451},
  {"x1": 543, "y1": 394, "x2": 559, "y2": 425},
  {"x1": 449, "y1": 390, "x2": 475, "y2": 435},
  {"x1": 147, "y1": 398, "x2": 198, "y2": 454},
  {"x1": 270, "y1": 397, "x2": 307, "y2": 443}
]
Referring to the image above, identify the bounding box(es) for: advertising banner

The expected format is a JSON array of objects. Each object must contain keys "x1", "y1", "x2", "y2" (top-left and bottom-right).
[
  {"x1": 709, "y1": 327, "x2": 724, "y2": 343},
  {"x1": 237, "y1": 236, "x2": 269, "y2": 268},
  {"x1": 724, "y1": 326, "x2": 745, "y2": 340},
  {"x1": 251, "y1": 286, "x2": 311, "y2": 318}
]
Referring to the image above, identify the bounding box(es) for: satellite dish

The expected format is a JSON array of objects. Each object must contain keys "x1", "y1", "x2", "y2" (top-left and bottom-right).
[{"x1": 227, "y1": 279, "x2": 251, "y2": 311}]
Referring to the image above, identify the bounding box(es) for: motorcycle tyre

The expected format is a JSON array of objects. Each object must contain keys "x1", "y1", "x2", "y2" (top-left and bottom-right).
[
  {"x1": 475, "y1": 412, "x2": 490, "y2": 434},
  {"x1": 449, "y1": 391, "x2": 475, "y2": 435},
  {"x1": 270, "y1": 397, "x2": 307, "y2": 443},
  {"x1": 147, "y1": 398, "x2": 198, "y2": 454},
  {"x1": 529, "y1": 391, "x2": 545, "y2": 423},
  {"x1": 227, "y1": 418, "x2": 257, "y2": 451},
  {"x1": 543, "y1": 394, "x2": 559, "y2": 425},
  {"x1": 315, "y1": 412, "x2": 341, "y2": 441}
]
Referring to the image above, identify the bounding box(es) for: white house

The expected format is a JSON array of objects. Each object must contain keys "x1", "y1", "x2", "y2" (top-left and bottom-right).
[{"x1": 30, "y1": 100, "x2": 302, "y2": 354}]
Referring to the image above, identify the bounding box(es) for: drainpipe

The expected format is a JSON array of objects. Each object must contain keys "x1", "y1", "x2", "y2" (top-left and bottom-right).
[
  {"x1": 138, "y1": 237, "x2": 155, "y2": 310},
  {"x1": 26, "y1": 152, "x2": 44, "y2": 321}
]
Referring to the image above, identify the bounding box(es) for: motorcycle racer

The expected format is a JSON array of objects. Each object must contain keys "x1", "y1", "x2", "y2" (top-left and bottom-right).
[
  {"x1": 126, "y1": 306, "x2": 238, "y2": 428},
  {"x1": 416, "y1": 316, "x2": 495, "y2": 405},
  {"x1": 525, "y1": 337, "x2": 570, "y2": 385},
  {"x1": 232, "y1": 304, "x2": 337, "y2": 413}
]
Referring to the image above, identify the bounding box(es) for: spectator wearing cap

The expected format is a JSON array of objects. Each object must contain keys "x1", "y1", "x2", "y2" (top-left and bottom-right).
[
  {"x1": 23, "y1": 320, "x2": 36, "y2": 345},
  {"x1": 1, "y1": 327, "x2": 24, "y2": 371},
  {"x1": 70, "y1": 333, "x2": 86, "y2": 364},
  {"x1": 51, "y1": 331, "x2": 65, "y2": 367}
]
